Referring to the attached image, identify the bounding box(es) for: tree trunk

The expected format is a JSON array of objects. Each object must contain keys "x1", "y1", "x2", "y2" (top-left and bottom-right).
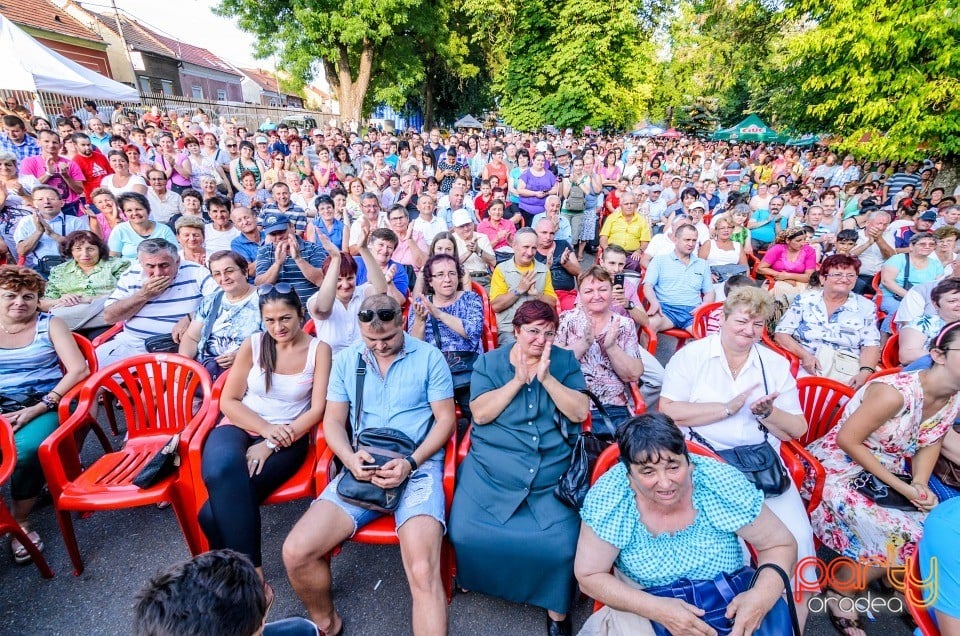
[
  {"x1": 422, "y1": 76, "x2": 435, "y2": 131},
  {"x1": 323, "y1": 39, "x2": 374, "y2": 125}
]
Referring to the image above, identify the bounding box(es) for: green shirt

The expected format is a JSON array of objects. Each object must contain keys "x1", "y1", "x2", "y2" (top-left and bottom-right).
[{"x1": 44, "y1": 258, "x2": 130, "y2": 300}]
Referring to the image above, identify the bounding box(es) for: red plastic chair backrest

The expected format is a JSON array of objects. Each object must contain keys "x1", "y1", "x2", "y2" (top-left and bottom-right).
[
  {"x1": 881, "y1": 333, "x2": 900, "y2": 369},
  {"x1": 303, "y1": 318, "x2": 316, "y2": 336},
  {"x1": 637, "y1": 324, "x2": 658, "y2": 355},
  {"x1": 796, "y1": 376, "x2": 855, "y2": 447},
  {"x1": 905, "y1": 552, "x2": 941, "y2": 635},
  {"x1": 69, "y1": 333, "x2": 98, "y2": 374},
  {"x1": 760, "y1": 331, "x2": 801, "y2": 377},
  {"x1": 691, "y1": 302, "x2": 723, "y2": 339},
  {"x1": 78, "y1": 354, "x2": 212, "y2": 439},
  {"x1": 471, "y1": 280, "x2": 498, "y2": 350},
  {"x1": 0, "y1": 416, "x2": 16, "y2": 486},
  {"x1": 872, "y1": 272, "x2": 884, "y2": 313}
]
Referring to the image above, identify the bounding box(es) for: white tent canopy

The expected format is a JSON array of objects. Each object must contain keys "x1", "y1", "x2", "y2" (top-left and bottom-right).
[{"x1": 0, "y1": 14, "x2": 138, "y2": 101}]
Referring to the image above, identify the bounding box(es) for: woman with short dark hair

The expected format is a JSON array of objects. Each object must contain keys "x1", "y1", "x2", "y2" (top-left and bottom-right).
[{"x1": 449, "y1": 299, "x2": 589, "y2": 635}]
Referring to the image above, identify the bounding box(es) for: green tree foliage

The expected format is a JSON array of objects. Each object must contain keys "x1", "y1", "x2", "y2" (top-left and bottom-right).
[
  {"x1": 766, "y1": 0, "x2": 960, "y2": 159},
  {"x1": 467, "y1": 0, "x2": 662, "y2": 131},
  {"x1": 676, "y1": 97, "x2": 721, "y2": 137},
  {"x1": 215, "y1": 0, "x2": 480, "y2": 125},
  {"x1": 653, "y1": 0, "x2": 782, "y2": 126}
]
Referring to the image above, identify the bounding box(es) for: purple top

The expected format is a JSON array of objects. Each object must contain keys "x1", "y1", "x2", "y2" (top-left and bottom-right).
[{"x1": 518, "y1": 169, "x2": 557, "y2": 214}]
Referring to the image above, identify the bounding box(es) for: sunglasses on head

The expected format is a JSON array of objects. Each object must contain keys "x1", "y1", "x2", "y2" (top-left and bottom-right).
[
  {"x1": 357, "y1": 308, "x2": 398, "y2": 323},
  {"x1": 258, "y1": 282, "x2": 294, "y2": 296}
]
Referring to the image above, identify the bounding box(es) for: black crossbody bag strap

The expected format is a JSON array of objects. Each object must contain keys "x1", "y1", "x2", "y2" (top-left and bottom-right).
[
  {"x1": 199, "y1": 290, "x2": 225, "y2": 348},
  {"x1": 352, "y1": 353, "x2": 366, "y2": 447},
  {"x1": 428, "y1": 296, "x2": 444, "y2": 349}
]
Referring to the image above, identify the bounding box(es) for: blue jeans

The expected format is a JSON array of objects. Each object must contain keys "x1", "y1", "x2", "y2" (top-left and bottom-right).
[{"x1": 590, "y1": 405, "x2": 631, "y2": 437}]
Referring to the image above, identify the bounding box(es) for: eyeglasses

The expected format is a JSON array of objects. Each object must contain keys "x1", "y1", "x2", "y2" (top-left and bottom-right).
[
  {"x1": 520, "y1": 325, "x2": 556, "y2": 339},
  {"x1": 212, "y1": 267, "x2": 241, "y2": 278},
  {"x1": 825, "y1": 273, "x2": 857, "y2": 280},
  {"x1": 226, "y1": 144, "x2": 237, "y2": 148},
  {"x1": 431, "y1": 271, "x2": 458, "y2": 279},
  {"x1": 258, "y1": 283, "x2": 294, "y2": 296},
  {"x1": 358, "y1": 308, "x2": 398, "y2": 323}
]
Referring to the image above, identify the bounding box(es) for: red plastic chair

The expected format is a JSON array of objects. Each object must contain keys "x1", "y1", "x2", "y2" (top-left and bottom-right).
[
  {"x1": 184, "y1": 370, "x2": 325, "y2": 554},
  {"x1": 38, "y1": 354, "x2": 213, "y2": 575},
  {"x1": 316, "y1": 433, "x2": 459, "y2": 603},
  {"x1": 89, "y1": 322, "x2": 125, "y2": 435},
  {"x1": 880, "y1": 333, "x2": 900, "y2": 369},
  {"x1": 872, "y1": 272, "x2": 887, "y2": 321},
  {"x1": 761, "y1": 331, "x2": 801, "y2": 377},
  {"x1": 302, "y1": 318, "x2": 316, "y2": 335},
  {"x1": 690, "y1": 301, "x2": 723, "y2": 339},
  {"x1": 0, "y1": 416, "x2": 54, "y2": 578},
  {"x1": 471, "y1": 281, "x2": 498, "y2": 351},
  {"x1": 905, "y1": 551, "x2": 940, "y2": 635},
  {"x1": 866, "y1": 366, "x2": 902, "y2": 382},
  {"x1": 637, "y1": 324, "x2": 658, "y2": 355},
  {"x1": 780, "y1": 440, "x2": 825, "y2": 515},
  {"x1": 62, "y1": 333, "x2": 113, "y2": 454},
  {"x1": 795, "y1": 377, "x2": 855, "y2": 447}
]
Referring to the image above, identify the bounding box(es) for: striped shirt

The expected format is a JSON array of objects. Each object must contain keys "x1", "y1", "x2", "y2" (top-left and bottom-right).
[
  {"x1": 106, "y1": 261, "x2": 217, "y2": 340},
  {"x1": 254, "y1": 237, "x2": 327, "y2": 305}
]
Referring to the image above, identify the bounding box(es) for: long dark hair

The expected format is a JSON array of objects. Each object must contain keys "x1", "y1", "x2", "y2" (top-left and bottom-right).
[{"x1": 258, "y1": 286, "x2": 304, "y2": 392}]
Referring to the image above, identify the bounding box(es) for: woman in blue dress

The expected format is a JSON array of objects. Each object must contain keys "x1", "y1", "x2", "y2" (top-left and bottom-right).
[{"x1": 448, "y1": 300, "x2": 589, "y2": 636}]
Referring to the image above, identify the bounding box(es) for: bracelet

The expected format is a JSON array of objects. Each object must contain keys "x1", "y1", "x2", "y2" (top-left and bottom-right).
[
  {"x1": 48, "y1": 390, "x2": 62, "y2": 399},
  {"x1": 264, "y1": 439, "x2": 278, "y2": 451},
  {"x1": 859, "y1": 366, "x2": 875, "y2": 374},
  {"x1": 404, "y1": 454, "x2": 418, "y2": 472},
  {"x1": 723, "y1": 405, "x2": 732, "y2": 417},
  {"x1": 40, "y1": 396, "x2": 58, "y2": 412}
]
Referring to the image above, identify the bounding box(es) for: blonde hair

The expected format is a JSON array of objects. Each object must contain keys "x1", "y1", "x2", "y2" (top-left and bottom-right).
[{"x1": 723, "y1": 286, "x2": 774, "y2": 320}]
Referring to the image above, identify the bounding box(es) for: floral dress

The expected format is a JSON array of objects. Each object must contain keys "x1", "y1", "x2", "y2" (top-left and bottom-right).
[{"x1": 807, "y1": 371, "x2": 960, "y2": 564}]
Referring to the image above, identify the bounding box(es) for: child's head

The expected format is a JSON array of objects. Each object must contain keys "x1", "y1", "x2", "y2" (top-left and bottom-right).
[
  {"x1": 835, "y1": 229, "x2": 858, "y2": 254},
  {"x1": 723, "y1": 273, "x2": 761, "y2": 297}
]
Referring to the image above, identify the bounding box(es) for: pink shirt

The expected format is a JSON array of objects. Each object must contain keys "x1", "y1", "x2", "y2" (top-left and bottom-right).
[
  {"x1": 391, "y1": 231, "x2": 428, "y2": 269},
  {"x1": 761, "y1": 243, "x2": 817, "y2": 274},
  {"x1": 20, "y1": 155, "x2": 84, "y2": 204},
  {"x1": 477, "y1": 217, "x2": 516, "y2": 250}
]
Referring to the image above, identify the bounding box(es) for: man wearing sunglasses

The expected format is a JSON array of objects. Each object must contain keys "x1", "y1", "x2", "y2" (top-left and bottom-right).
[
  {"x1": 284, "y1": 293, "x2": 455, "y2": 636},
  {"x1": 254, "y1": 213, "x2": 327, "y2": 306}
]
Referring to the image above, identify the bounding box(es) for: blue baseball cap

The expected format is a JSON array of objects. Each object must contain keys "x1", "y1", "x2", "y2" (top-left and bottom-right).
[{"x1": 263, "y1": 213, "x2": 291, "y2": 233}]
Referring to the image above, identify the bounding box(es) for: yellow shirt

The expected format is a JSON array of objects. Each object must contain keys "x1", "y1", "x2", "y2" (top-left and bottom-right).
[
  {"x1": 490, "y1": 260, "x2": 557, "y2": 301},
  {"x1": 599, "y1": 211, "x2": 652, "y2": 252}
]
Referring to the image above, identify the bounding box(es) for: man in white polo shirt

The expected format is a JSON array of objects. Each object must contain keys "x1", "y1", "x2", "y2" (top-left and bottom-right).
[{"x1": 97, "y1": 238, "x2": 216, "y2": 366}]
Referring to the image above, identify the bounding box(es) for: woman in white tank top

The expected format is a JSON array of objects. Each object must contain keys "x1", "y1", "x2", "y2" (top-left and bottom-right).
[
  {"x1": 700, "y1": 214, "x2": 746, "y2": 267},
  {"x1": 198, "y1": 283, "x2": 332, "y2": 597}
]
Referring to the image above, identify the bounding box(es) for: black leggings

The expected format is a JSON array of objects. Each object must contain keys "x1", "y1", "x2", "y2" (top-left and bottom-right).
[{"x1": 199, "y1": 424, "x2": 308, "y2": 567}]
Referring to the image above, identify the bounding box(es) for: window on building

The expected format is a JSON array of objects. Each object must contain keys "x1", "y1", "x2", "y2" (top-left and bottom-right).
[
  {"x1": 138, "y1": 77, "x2": 152, "y2": 94},
  {"x1": 217, "y1": 89, "x2": 226, "y2": 101},
  {"x1": 160, "y1": 80, "x2": 174, "y2": 96},
  {"x1": 192, "y1": 86, "x2": 203, "y2": 99}
]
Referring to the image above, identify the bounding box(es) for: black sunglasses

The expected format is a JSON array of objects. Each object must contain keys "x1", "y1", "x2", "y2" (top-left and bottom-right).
[
  {"x1": 357, "y1": 308, "x2": 398, "y2": 323},
  {"x1": 258, "y1": 283, "x2": 294, "y2": 296}
]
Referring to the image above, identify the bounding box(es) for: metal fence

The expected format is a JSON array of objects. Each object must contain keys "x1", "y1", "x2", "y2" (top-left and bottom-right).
[{"x1": 1, "y1": 89, "x2": 337, "y2": 133}]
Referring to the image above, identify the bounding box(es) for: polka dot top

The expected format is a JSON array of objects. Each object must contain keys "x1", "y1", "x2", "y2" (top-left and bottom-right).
[{"x1": 580, "y1": 454, "x2": 762, "y2": 588}]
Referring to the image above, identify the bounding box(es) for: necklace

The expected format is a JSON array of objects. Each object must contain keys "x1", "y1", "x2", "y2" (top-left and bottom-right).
[
  {"x1": 727, "y1": 354, "x2": 749, "y2": 379},
  {"x1": 0, "y1": 320, "x2": 31, "y2": 335}
]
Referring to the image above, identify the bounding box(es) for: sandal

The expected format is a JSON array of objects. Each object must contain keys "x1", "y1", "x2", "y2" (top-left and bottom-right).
[
  {"x1": 824, "y1": 589, "x2": 866, "y2": 636},
  {"x1": 11, "y1": 528, "x2": 44, "y2": 565}
]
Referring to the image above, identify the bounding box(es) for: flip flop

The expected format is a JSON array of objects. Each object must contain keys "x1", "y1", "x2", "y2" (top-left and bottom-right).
[
  {"x1": 11, "y1": 529, "x2": 44, "y2": 565},
  {"x1": 825, "y1": 589, "x2": 866, "y2": 636}
]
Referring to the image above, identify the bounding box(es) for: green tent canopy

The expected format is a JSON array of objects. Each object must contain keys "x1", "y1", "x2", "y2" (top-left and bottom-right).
[{"x1": 711, "y1": 114, "x2": 786, "y2": 142}]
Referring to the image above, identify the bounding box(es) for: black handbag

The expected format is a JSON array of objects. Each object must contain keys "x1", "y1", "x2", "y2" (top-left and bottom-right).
[
  {"x1": 647, "y1": 563, "x2": 801, "y2": 636},
  {"x1": 688, "y1": 349, "x2": 791, "y2": 498},
  {"x1": 335, "y1": 354, "x2": 426, "y2": 513},
  {"x1": 144, "y1": 334, "x2": 179, "y2": 353},
  {"x1": 429, "y1": 309, "x2": 478, "y2": 390},
  {"x1": 0, "y1": 392, "x2": 43, "y2": 414},
  {"x1": 133, "y1": 434, "x2": 181, "y2": 489},
  {"x1": 554, "y1": 391, "x2": 614, "y2": 510},
  {"x1": 851, "y1": 470, "x2": 915, "y2": 511}
]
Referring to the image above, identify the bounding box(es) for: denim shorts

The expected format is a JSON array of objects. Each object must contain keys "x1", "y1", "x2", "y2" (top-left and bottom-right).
[
  {"x1": 317, "y1": 459, "x2": 446, "y2": 536},
  {"x1": 659, "y1": 303, "x2": 696, "y2": 330}
]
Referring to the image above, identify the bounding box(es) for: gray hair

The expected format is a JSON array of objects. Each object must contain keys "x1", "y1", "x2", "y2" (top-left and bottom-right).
[
  {"x1": 137, "y1": 238, "x2": 179, "y2": 261},
  {"x1": 867, "y1": 209, "x2": 892, "y2": 221},
  {"x1": 358, "y1": 293, "x2": 402, "y2": 330},
  {"x1": 360, "y1": 192, "x2": 380, "y2": 206},
  {"x1": 0, "y1": 151, "x2": 16, "y2": 164},
  {"x1": 514, "y1": 227, "x2": 537, "y2": 244}
]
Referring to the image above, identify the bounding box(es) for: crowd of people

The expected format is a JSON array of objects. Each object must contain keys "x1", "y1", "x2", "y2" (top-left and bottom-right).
[{"x1": 3, "y1": 100, "x2": 960, "y2": 636}]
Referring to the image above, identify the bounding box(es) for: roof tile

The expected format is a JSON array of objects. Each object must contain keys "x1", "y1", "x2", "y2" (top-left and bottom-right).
[{"x1": 1, "y1": 0, "x2": 102, "y2": 42}]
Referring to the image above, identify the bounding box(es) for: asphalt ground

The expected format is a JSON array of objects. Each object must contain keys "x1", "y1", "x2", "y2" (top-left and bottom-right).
[{"x1": 0, "y1": 288, "x2": 917, "y2": 636}]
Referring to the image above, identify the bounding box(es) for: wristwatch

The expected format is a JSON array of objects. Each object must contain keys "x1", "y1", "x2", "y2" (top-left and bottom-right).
[
  {"x1": 40, "y1": 396, "x2": 58, "y2": 412},
  {"x1": 625, "y1": 301, "x2": 635, "y2": 311}
]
